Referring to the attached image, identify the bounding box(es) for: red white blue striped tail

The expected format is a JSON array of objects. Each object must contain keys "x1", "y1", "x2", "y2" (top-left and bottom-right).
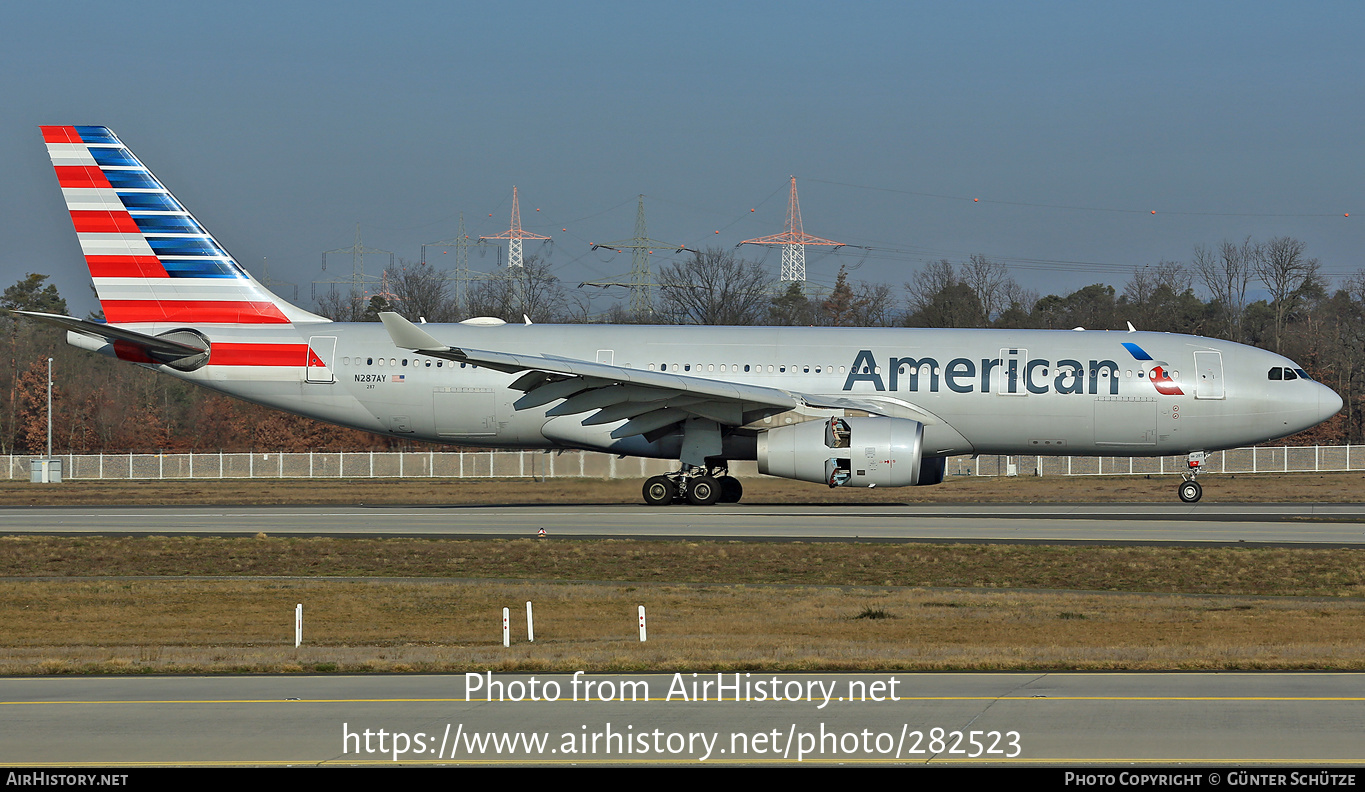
[{"x1": 41, "y1": 125, "x2": 326, "y2": 326}]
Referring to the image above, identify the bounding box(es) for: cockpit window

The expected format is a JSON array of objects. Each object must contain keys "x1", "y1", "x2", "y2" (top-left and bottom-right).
[
  {"x1": 1268, "y1": 367, "x2": 1282, "y2": 380},
  {"x1": 1268, "y1": 367, "x2": 1305, "y2": 381},
  {"x1": 1295, "y1": 368, "x2": 1311, "y2": 380},
  {"x1": 1283, "y1": 368, "x2": 1298, "y2": 380}
]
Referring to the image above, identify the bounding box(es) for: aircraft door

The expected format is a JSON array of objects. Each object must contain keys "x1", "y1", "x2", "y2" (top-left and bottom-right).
[
  {"x1": 305, "y1": 336, "x2": 337, "y2": 384},
  {"x1": 1193, "y1": 351, "x2": 1224, "y2": 400},
  {"x1": 993, "y1": 348, "x2": 1027, "y2": 395}
]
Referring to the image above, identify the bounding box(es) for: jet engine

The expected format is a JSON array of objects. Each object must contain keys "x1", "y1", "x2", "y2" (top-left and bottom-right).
[{"x1": 757, "y1": 416, "x2": 946, "y2": 488}]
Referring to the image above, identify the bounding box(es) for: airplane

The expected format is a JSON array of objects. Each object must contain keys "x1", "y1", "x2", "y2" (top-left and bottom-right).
[{"x1": 26, "y1": 125, "x2": 1343, "y2": 506}]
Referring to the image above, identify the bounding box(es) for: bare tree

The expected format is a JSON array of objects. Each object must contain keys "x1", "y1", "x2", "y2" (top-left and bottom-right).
[
  {"x1": 383, "y1": 260, "x2": 458, "y2": 323},
  {"x1": 1194, "y1": 238, "x2": 1255, "y2": 341},
  {"x1": 1254, "y1": 236, "x2": 1322, "y2": 352},
  {"x1": 959, "y1": 254, "x2": 1011, "y2": 323},
  {"x1": 904, "y1": 260, "x2": 958, "y2": 317},
  {"x1": 466, "y1": 256, "x2": 567, "y2": 323},
  {"x1": 852, "y1": 281, "x2": 897, "y2": 327},
  {"x1": 1153, "y1": 259, "x2": 1194, "y2": 294},
  {"x1": 314, "y1": 287, "x2": 369, "y2": 322},
  {"x1": 656, "y1": 248, "x2": 772, "y2": 325}
]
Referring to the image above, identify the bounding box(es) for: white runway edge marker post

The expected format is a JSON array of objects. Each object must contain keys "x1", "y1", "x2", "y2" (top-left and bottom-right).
[
  {"x1": 526, "y1": 601, "x2": 534, "y2": 642},
  {"x1": 638, "y1": 605, "x2": 647, "y2": 642},
  {"x1": 294, "y1": 604, "x2": 302, "y2": 648},
  {"x1": 502, "y1": 607, "x2": 510, "y2": 648}
]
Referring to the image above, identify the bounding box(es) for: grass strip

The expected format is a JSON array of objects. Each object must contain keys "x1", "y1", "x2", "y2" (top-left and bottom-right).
[{"x1": 3, "y1": 535, "x2": 1365, "y2": 598}]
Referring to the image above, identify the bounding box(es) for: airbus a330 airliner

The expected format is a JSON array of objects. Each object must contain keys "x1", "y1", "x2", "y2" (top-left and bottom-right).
[{"x1": 26, "y1": 126, "x2": 1343, "y2": 505}]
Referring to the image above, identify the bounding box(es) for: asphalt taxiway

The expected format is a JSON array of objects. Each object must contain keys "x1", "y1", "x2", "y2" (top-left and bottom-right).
[{"x1": 3, "y1": 503, "x2": 1365, "y2": 545}]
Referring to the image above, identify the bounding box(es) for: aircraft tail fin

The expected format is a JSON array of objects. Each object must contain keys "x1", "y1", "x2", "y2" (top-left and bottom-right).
[{"x1": 40, "y1": 126, "x2": 327, "y2": 326}]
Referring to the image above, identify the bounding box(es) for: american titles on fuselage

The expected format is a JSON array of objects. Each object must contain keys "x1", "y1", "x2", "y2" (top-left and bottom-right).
[{"x1": 841, "y1": 349, "x2": 1176, "y2": 396}]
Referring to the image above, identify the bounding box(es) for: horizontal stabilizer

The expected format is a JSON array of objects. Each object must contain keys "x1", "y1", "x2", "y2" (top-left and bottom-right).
[{"x1": 16, "y1": 310, "x2": 210, "y2": 371}]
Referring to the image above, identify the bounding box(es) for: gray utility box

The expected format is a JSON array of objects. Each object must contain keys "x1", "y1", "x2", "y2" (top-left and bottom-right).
[{"x1": 29, "y1": 459, "x2": 62, "y2": 483}]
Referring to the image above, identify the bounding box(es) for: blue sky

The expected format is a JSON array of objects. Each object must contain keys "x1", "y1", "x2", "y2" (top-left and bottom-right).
[{"x1": 3, "y1": 1, "x2": 1362, "y2": 317}]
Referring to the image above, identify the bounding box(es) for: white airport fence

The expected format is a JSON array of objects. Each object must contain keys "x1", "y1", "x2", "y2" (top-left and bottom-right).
[
  {"x1": 963, "y1": 445, "x2": 1364, "y2": 477},
  {"x1": 4, "y1": 450, "x2": 689, "y2": 481},
  {"x1": 3, "y1": 445, "x2": 1360, "y2": 482}
]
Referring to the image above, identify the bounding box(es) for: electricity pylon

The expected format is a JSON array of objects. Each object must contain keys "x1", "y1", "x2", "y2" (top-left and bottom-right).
[
  {"x1": 739, "y1": 176, "x2": 844, "y2": 284},
  {"x1": 480, "y1": 186, "x2": 551, "y2": 268},
  {"x1": 421, "y1": 213, "x2": 496, "y2": 317},
  {"x1": 313, "y1": 223, "x2": 393, "y2": 300},
  {"x1": 585, "y1": 195, "x2": 686, "y2": 317}
]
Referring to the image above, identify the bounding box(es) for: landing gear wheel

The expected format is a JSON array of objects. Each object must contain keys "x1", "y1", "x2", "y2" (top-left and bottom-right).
[
  {"x1": 1178, "y1": 480, "x2": 1203, "y2": 503},
  {"x1": 687, "y1": 475, "x2": 721, "y2": 506},
  {"x1": 718, "y1": 476, "x2": 743, "y2": 503},
  {"x1": 643, "y1": 476, "x2": 676, "y2": 506}
]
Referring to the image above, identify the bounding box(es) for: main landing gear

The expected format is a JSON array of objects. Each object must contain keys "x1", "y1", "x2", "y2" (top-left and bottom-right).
[
  {"x1": 1177, "y1": 451, "x2": 1205, "y2": 503},
  {"x1": 642, "y1": 465, "x2": 743, "y2": 506}
]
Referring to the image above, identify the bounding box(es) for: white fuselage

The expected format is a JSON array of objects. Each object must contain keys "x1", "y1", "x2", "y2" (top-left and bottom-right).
[{"x1": 102, "y1": 322, "x2": 1341, "y2": 460}]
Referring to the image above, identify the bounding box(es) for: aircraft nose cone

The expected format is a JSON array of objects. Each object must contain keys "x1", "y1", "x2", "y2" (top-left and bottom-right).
[{"x1": 1320, "y1": 384, "x2": 1344, "y2": 423}]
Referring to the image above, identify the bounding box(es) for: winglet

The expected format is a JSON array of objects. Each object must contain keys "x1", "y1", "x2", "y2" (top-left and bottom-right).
[{"x1": 378, "y1": 311, "x2": 448, "y2": 352}]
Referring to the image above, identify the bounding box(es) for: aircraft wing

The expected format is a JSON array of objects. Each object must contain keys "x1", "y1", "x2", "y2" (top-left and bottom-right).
[{"x1": 380, "y1": 312, "x2": 829, "y2": 436}]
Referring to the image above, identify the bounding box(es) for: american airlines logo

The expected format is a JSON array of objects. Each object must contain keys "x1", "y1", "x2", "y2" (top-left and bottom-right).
[
  {"x1": 1121, "y1": 342, "x2": 1184, "y2": 396},
  {"x1": 840, "y1": 345, "x2": 1179, "y2": 396}
]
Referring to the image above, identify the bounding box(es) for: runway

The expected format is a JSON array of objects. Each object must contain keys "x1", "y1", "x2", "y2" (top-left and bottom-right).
[
  {"x1": 2, "y1": 672, "x2": 1362, "y2": 766},
  {"x1": 3, "y1": 503, "x2": 1365, "y2": 545}
]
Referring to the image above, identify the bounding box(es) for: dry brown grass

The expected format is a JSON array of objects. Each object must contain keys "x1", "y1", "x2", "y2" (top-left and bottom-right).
[
  {"x1": 2, "y1": 579, "x2": 1361, "y2": 674},
  {"x1": 5, "y1": 536, "x2": 1365, "y2": 598},
  {"x1": 0, "y1": 471, "x2": 1362, "y2": 506}
]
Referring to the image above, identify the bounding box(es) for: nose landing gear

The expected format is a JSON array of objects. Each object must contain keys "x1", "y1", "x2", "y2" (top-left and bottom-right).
[{"x1": 1177, "y1": 451, "x2": 1205, "y2": 503}]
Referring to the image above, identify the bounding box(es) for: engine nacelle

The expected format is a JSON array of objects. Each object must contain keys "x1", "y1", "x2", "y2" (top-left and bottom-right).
[{"x1": 757, "y1": 416, "x2": 945, "y2": 488}]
